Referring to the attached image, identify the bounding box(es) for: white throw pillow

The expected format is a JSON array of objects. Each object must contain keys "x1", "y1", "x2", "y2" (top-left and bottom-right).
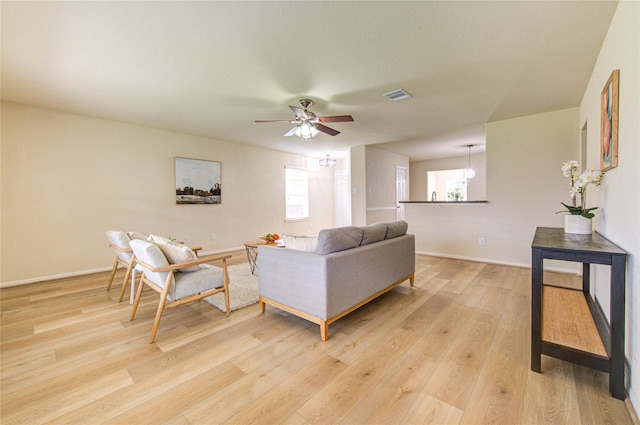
[
  {"x1": 282, "y1": 234, "x2": 318, "y2": 252},
  {"x1": 147, "y1": 234, "x2": 199, "y2": 272},
  {"x1": 127, "y1": 231, "x2": 148, "y2": 240},
  {"x1": 147, "y1": 234, "x2": 179, "y2": 246}
]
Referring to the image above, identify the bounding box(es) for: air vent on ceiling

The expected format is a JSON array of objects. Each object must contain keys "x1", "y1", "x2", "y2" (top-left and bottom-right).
[{"x1": 383, "y1": 89, "x2": 412, "y2": 101}]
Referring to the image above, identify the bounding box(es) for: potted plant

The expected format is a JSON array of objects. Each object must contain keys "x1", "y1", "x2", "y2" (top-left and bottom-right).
[{"x1": 558, "y1": 160, "x2": 604, "y2": 234}]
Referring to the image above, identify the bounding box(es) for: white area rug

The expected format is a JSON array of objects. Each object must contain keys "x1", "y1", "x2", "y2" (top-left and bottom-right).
[{"x1": 204, "y1": 263, "x2": 259, "y2": 312}]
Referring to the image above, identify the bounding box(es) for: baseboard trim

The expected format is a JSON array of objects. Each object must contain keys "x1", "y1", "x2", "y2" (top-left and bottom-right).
[
  {"x1": 0, "y1": 267, "x2": 112, "y2": 288},
  {"x1": 415, "y1": 250, "x2": 579, "y2": 275},
  {"x1": 0, "y1": 248, "x2": 585, "y2": 288},
  {"x1": 0, "y1": 246, "x2": 245, "y2": 288}
]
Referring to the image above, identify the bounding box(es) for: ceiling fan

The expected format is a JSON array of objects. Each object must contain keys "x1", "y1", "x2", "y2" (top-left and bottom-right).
[{"x1": 255, "y1": 99, "x2": 354, "y2": 141}]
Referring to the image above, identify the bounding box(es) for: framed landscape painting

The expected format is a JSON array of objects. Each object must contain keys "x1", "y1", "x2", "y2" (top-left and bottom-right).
[
  {"x1": 175, "y1": 157, "x2": 221, "y2": 204},
  {"x1": 601, "y1": 69, "x2": 619, "y2": 171}
]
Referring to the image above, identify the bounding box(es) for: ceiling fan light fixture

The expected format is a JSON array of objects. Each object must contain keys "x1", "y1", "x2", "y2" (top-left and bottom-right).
[
  {"x1": 295, "y1": 122, "x2": 319, "y2": 141},
  {"x1": 256, "y1": 99, "x2": 353, "y2": 141},
  {"x1": 319, "y1": 154, "x2": 337, "y2": 167}
]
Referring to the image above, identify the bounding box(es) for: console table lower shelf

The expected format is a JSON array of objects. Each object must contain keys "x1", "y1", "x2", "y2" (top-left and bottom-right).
[{"x1": 542, "y1": 286, "x2": 609, "y2": 371}]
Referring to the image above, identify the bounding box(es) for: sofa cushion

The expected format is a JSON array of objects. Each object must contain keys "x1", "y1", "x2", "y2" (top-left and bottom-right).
[
  {"x1": 315, "y1": 226, "x2": 364, "y2": 255},
  {"x1": 360, "y1": 223, "x2": 388, "y2": 246},
  {"x1": 147, "y1": 234, "x2": 200, "y2": 272},
  {"x1": 385, "y1": 220, "x2": 408, "y2": 239},
  {"x1": 282, "y1": 234, "x2": 318, "y2": 252}
]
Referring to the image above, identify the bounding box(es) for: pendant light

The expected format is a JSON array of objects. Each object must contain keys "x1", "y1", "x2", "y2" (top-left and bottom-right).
[
  {"x1": 466, "y1": 144, "x2": 475, "y2": 179},
  {"x1": 319, "y1": 154, "x2": 337, "y2": 167}
]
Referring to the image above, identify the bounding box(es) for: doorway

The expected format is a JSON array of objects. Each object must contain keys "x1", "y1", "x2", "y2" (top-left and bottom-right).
[{"x1": 396, "y1": 166, "x2": 407, "y2": 220}]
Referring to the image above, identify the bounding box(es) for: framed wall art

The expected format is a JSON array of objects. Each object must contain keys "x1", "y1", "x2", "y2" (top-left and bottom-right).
[
  {"x1": 175, "y1": 157, "x2": 221, "y2": 204},
  {"x1": 601, "y1": 69, "x2": 619, "y2": 171}
]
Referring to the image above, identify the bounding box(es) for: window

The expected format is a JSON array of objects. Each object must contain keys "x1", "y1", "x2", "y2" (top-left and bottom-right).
[
  {"x1": 285, "y1": 167, "x2": 309, "y2": 221},
  {"x1": 427, "y1": 169, "x2": 467, "y2": 201},
  {"x1": 445, "y1": 176, "x2": 466, "y2": 201}
]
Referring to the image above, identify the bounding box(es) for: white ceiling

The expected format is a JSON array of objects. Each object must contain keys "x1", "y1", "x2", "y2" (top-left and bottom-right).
[{"x1": 1, "y1": 1, "x2": 617, "y2": 161}]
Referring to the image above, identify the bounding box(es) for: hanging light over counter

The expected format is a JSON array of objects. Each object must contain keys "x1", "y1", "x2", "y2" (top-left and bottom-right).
[{"x1": 466, "y1": 144, "x2": 475, "y2": 179}]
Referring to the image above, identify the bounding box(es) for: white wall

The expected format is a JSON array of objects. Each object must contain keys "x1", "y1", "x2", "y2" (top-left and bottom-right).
[
  {"x1": 0, "y1": 102, "x2": 336, "y2": 285},
  {"x1": 365, "y1": 145, "x2": 410, "y2": 224},
  {"x1": 579, "y1": 0, "x2": 639, "y2": 412},
  {"x1": 406, "y1": 107, "x2": 579, "y2": 267},
  {"x1": 349, "y1": 145, "x2": 367, "y2": 226}
]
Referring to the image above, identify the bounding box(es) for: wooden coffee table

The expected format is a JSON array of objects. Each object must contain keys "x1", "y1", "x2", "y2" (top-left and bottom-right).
[{"x1": 243, "y1": 238, "x2": 283, "y2": 275}]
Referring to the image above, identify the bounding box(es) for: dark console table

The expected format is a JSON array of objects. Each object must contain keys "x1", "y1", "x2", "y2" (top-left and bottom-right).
[{"x1": 531, "y1": 227, "x2": 627, "y2": 400}]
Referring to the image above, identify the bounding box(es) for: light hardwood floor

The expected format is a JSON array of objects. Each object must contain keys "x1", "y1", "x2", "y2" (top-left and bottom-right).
[{"x1": 1, "y1": 253, "x2": 635, "y2": 425}]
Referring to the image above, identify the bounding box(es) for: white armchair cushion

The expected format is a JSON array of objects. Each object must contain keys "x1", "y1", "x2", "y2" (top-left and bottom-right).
[
  {"x1": 148, "y1": 234, "x2": 199, "y2": 272},
  {"x1": 106, "y1": 230, "x2": 134, "y2": 263},
  {"x1": 172, "y1": 264, "x2": 224, "y2": 301},
  {"x1": 129, "y1": 239, "x2": 173, "y2": 289}
]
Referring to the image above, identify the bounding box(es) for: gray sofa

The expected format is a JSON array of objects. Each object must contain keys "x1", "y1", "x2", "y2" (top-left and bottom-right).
[{"x1": 258, "y1": 221, "x2": 415, "y2": 340}]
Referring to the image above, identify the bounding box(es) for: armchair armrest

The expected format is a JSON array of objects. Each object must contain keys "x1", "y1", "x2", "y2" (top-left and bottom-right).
[
  {"x1": 135, "y1": 253, "x2": 232, "y2": 273},
  {"x1": 109, "y1": 244, "x2": 133, "y2": 253}
]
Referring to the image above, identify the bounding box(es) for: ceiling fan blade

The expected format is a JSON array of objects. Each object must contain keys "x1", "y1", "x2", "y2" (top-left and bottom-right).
[
  {"x1": 255, "y1": 119, "x2": 295, "y2": 123},
  {"x1": 284, "y1": 126, "x2": 298, "y2": 137},
  {"x1": 316, "y1": 123, "x2": 340, "y2": 136},
  {"x1": 318, "y1": 115, "x2": 354, "y2": 123},
  {"x1": 289, "y1": 105, "x2": 308, "y2": 119}
]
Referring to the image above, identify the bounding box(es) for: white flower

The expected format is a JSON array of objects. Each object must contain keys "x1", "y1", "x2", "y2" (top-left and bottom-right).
[
  {"x1": 561, "y1": 160, "x2": 579, "y2": 177},
  {"x1": 580, "y1": 169, "x2": 604, "y2": 186}
]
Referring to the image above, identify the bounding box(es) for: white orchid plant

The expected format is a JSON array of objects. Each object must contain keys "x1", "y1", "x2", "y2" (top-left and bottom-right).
[{"x1": 558, "y1": 160, "x2": 605, "y2": 218}]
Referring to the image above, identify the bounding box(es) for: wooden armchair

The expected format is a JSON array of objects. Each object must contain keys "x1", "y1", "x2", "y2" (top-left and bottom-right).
[
  {"x1": 128, "y1": 239, "x2": 231, "y2": 343},
  {"x1": 106, "y1": 230, "x2": 142, "y2": 303}
]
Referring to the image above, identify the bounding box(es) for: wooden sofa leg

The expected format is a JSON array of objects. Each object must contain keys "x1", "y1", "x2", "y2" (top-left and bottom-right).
[
  {"x1": 320, "y1": 321, "x2": 329, "y2": 341},
  {"x1": 259, "y1": 297, "x2": 265, "y2": 313},
  {"x1": 410, "y1": 274, "x2": 415, "y2": 286}
]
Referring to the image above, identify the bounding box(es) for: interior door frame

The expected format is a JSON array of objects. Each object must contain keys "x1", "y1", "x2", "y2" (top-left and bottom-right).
[{"x1": 396, "y1": 166, "x2": 407, "y2": 220}]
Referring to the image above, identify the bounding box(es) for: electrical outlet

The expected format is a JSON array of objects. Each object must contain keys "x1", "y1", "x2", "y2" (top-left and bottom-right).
[
  {"x1": 479, "y1": 237, "x2": 485, "y2": 246},
  {"x1": 210, "y1": 233, "x2": 216, "y2": 241}
]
